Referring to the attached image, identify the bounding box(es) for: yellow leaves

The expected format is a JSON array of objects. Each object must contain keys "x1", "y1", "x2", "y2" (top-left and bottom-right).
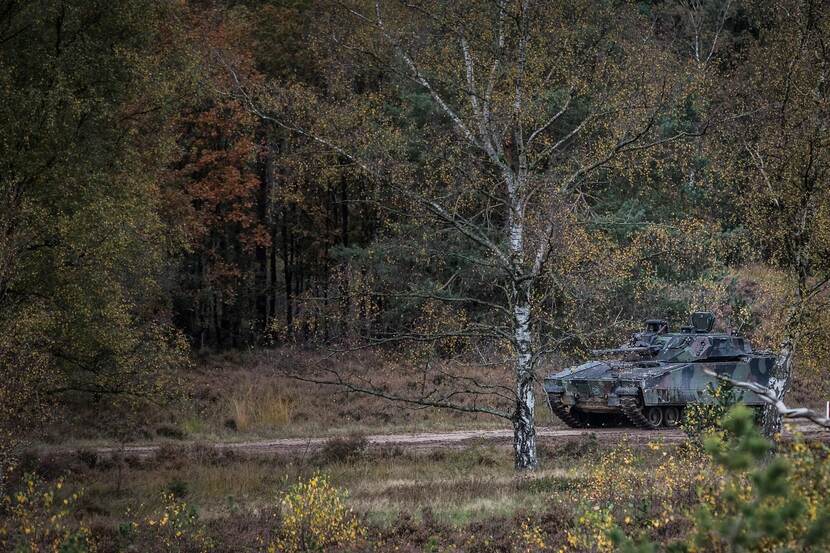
[
  {"x1": 571, "y1": 438, "x2": 712, "y2": 548},
  {"x1": 1, "y1": 475, "x2": 94, "y2": 553},
  {"x1": 564, "y1": 507, "x2": 616, "y2": 553},
  {"x1": 126, "y1": 492, "x2": 212, "y2": 552},
  {"x1": 272, "y1": 473, "x2": 365, "y2": 553},
  {"x1": 514, "y1": 518, "x2": 546, "y2": 553}
]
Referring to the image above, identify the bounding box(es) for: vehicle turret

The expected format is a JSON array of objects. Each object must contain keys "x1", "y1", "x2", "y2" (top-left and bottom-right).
[{"x1": 590, "y1": 318, "x2": 669, "y2": 358}]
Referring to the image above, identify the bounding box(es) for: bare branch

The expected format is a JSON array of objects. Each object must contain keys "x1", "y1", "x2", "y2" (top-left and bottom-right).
[
  {"x1": 384, "y1": 290, "x2": 512, "y2": 316},
  {"x1": 460, "y1": 37, "x2": 497, "y2": 159},
  {"x1": 526, "y1": 91, "x2": 573, "y2": 146},
  {"x1": 484, "y1": 0, "x2": 507, "y2": 156},
  {"x1": 704, "y1": 0, "x2": 732, "y2": 66},
  {"x1": 704, "y1": 368, "x2": 830, "y2": 428},
  {"x1": 273, "y1": 353, "x2": 512, "y2": 419},
  {"x1": 512, "y1": 0, "x2": 532, "y2": 180},
  {"x1": 374, "y1": 1, "x2": 481, "y2": 150},
  {"x1": 743, "y1": 140, "x2": 781, "y2": 208},
  {"x1": 369, "y1": 325, "x2": 514, "y2": 345}
]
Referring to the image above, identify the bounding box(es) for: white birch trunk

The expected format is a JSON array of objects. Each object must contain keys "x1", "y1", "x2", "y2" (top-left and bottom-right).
[
  {"x1": 761, "y1": 341, "x2": 794, "y2": 437},
  {"x1": 513, "y1": 293, "x2": 538, "y2": 469},
  {"x1": 509, "y1": 197, "x2": 538, "y2": 469}
]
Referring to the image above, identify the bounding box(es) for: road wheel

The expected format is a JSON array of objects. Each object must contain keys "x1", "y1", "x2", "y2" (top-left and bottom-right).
[
  {"x1": 663, "y1": 406, "x2": 681, "y2": 427},
  {"x1": 645, "y1": 407, "x2": 663, "y2": 428}
]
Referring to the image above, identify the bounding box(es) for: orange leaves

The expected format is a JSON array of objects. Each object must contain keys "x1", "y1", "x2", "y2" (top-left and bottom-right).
[{"x1": 171, "y1": 98, "x2": 268, "y2": 252}]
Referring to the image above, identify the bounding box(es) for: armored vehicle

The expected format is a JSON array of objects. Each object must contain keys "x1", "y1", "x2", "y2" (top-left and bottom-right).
[{"x1": 544, "y1": 312, "x2": 775, "y2": 428}]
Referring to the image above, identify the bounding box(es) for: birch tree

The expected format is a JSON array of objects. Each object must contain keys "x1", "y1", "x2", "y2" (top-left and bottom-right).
[{"x1": 232, "y1": 0, "x2": 696, "y2": 469}]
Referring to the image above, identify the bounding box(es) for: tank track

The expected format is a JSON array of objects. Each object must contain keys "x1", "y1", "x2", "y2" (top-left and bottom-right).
[
  {"x1": 620, "y1": 396, "x2": 655, "y2": 429},
  {"x1": 548, "y1": 394, "x2": 586, "y2": 428}
]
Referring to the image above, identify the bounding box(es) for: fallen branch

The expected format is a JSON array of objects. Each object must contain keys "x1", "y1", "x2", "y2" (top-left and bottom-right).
[{"x1": 704, "y1": 368, "x2": 830, "y2": 428}]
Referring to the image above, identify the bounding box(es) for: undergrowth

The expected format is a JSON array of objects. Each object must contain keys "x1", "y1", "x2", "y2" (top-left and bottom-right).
[{"x1": 6, "y1": 417, "x2": 830, "y2": 552}]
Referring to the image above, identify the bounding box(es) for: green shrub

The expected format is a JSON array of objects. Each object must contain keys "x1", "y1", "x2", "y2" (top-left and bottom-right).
[
  {"x1": 269, "y1": 473, "x2": 364, "y2": 553},
  {"x1": 614, "y1": 406, "x2": 830, "y2": 552},
  {"x1": 680, "y1": 381, "x2": 741, "y2": 444}
]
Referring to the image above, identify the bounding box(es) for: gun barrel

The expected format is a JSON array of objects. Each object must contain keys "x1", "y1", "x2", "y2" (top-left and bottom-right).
[{"x1": 590, "y1": 346, "x2": 651, "y2": 356}]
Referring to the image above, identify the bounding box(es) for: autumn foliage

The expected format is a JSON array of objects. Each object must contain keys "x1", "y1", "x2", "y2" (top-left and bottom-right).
[{"x1": 2, "y1": 0, "x2": 830, "y2": 541}]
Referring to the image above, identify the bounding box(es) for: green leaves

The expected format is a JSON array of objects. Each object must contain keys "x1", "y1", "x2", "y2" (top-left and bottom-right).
[
  {"x1": 0, "y1": 0, "x2": 193, "y2": 444},
  {"x1": 703, "y1": 405, "x2": 771, "y2": 471},
  {"x1": 682, "y1": 381, "x2": 743, "y2": 445},
  {"x1": 616, "y1": 404, "x2": 830, "y2": 551}
]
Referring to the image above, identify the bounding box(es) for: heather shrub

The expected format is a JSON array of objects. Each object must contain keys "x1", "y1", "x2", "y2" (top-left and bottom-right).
[
  {"x1": 689, "y1": 406, "x2": 830, "y2": 551},
  {"x1": 314, "y1": 434, "x2": 368, "y2": 465},
  {"x1": 512, "y1": 517, "x2": 546, "y2": 552},
  {"x1": 579, "y1": 439, "x2": 709, "y2": 533},
  {"x1": 614, "y1": 406, "x2": 830, "y2": 552}
]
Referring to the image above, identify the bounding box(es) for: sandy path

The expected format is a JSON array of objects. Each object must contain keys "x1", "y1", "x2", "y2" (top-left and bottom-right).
[{"x1": 70, "y1": 422, "x2": 829, "y2": 459}]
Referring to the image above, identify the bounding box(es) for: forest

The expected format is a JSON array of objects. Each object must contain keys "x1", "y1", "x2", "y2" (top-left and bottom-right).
[{"x1": 2, "y1": 0, "x2": 830, "y2": 551}]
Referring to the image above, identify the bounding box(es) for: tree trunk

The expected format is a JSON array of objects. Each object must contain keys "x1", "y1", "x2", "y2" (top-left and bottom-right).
[
  {"x1": 513, "y1": 373, "x2": 538, "y2": 470},
  {"x1": 270, "y1": 227, "x2": 278, "y2": 325},
  {"x1": 281, "y1": 207, "x2": 293, "y2": 339},
  {"x1": 340, "y1": 171, "x2": 349, "y2": 247},
  {"x1": 761, "y1": 341, "x2": 794, "y2": 437},
  {"x1": 512, "y1": 287, "x2": 538, "y2": 470}
]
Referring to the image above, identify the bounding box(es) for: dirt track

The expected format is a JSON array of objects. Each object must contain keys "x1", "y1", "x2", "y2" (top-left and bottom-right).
[{"x1": 81, "y1": 422, "x2": 830, "y2": 459}]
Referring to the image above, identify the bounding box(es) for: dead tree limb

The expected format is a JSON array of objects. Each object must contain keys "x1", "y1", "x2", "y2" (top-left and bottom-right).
[{"x1": 704, "y1": 368, "x2": 830, "y2": 429}]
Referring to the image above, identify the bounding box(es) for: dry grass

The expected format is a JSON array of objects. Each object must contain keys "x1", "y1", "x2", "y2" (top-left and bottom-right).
[
  {"x1": 156, "y1": 348, "x2": 561, "y2": 442},
  {"x1": 11, "y1": 435, "x2": 711, "y2": 552},
  {"x1": 38, "y1": 347, "x2": 563, "y2": 446},
  {"x1": 31, "y1": 438, "x2": 596, "y2": 532},
  {"x1": 227, "y1": 378, "x2": 295, "y2": 433}
]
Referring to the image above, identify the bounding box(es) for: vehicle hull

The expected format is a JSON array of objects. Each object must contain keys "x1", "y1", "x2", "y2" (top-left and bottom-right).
[{"x1": 543, "y1": 355, "x2": 775, "y2": 428}]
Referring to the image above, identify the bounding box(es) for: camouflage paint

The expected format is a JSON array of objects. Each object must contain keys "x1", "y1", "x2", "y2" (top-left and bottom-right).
[{"x1": 544, "y1": 313, "x2": 777, "y2": 424}]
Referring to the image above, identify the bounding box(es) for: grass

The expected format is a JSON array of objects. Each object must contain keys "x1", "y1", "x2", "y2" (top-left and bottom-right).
[
  {"x1": 38, "y1": 347, "x2": 561, "y2": 447},
  {"x1": 227, "y1": 378, "x2": 296, "y2": 433},
  {"x1": 6, "y1": 432, "x2": 744, "y2": 551},
  {"x1": 20, "y1": 437, "x2": 599, "y2": 533}
]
